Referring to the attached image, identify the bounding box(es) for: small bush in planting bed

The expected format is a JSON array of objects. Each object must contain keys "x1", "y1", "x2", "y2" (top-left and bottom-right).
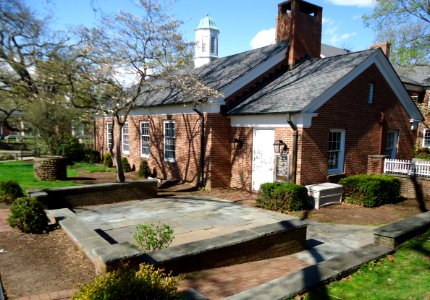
[
  {"x1": 8, "y1": 197, "x2": 49, "y2": 233},
  {"x1": 134, "y1": 223, "x2": 174, "y2": 252},
  {"x1": 0, "y1": 180, "x2": 24, "y2": 204},
  {"x1": 103, "y1": 152, "x2": 113, "y2": 167},
  {"x1": 73, "y1": 263, "x2": 181, "y2": 300},
  {"x1": 339, "y1": 174, "x2": 400, "y2": 207},
  {"x1": 122, "y1": 157, "x2": 131, "y2": 172},
  {"x1": 257, "y1": 182, "x2": 309, "y2": 212},
  {"x1": 138, "y1": 159, "x2": 151, "y2": 178}
]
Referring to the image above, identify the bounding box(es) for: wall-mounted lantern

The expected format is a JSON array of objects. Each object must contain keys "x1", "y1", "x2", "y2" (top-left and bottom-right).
[
  {"x1": 232, "y1": 137, "x2": 243, "y2": 150},
  {"x1": 273, "y1": 139, "x2": 289, "y2": 154}
]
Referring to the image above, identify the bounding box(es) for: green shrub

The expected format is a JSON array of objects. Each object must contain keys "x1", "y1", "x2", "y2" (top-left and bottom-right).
[
  {"x1": 60, "y1": 138, "x2": 86, "y2": 162},
  {"x1": 339, "y1": 174, "x2": 401, "y2": 207},
  {"x1": 84, "y1": 149, "x2": 100, "y2": 163},
  {"x1": 138, "y1": 159, "x2": 151, "y2": 178},
  {"x1": 414, "y1": 146, "x2": 430, "y2": 160},
  {"x1": 256, "y1": 182, "x2": 309, "y2": 212},
  {"x1": 0, "y1": 180, "x2": 24, "y2": 204},
  {"x1": 7, "y1": 197, "x2": 49, "y2": 233},
  {"x1": 134, "y1": 223, "x2": 174, "y2": 252},
  {"x1": 122, "y1": 157, "x2": 131, "y2": 172},
  {"x1": 103, "y1": 152, "x2": 113, "y2": 167},
  {"x1": 73, "y1": 263, "x2": 181, "y2": 300}
]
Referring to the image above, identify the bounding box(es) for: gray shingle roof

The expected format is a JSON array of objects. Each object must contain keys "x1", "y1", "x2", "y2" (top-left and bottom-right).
[
  {"x1": 321, "y1": 44, "x2": 351, "y2": 57},
  {"x1": 396, "y1": 65, "x2": 430, "y2": 87},
  {"x1": 137, "y1": 42, "x2": 288, "y2": 107},
  {"x1": 226, "y1": 49, "x2": 377, "y2": 115}
]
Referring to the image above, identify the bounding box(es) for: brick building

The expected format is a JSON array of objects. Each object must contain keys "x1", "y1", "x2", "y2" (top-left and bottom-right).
[
  {"x1": 397, "y1": 65, "x2": 430, "y2": 148},
  {"x1": 95, "y1": 0, "x2": 423, "y2": 191}
]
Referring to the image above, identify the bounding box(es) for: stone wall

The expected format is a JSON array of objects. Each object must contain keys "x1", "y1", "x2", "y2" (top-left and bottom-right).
[
  {"x1": 30, "y1": 180, "x2": 158, "y2": 209},
  {"x1": 393, "y1": 175, "x2": 430, "y2": 200},
  {"x1": 33, "y1": 157, "x2": 67, "y2": 180}
]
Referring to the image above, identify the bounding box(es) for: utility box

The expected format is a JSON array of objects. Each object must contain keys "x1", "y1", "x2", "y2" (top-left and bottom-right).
[{"x1": 306, "y1": 183, "x2": 343, "y2": 209}]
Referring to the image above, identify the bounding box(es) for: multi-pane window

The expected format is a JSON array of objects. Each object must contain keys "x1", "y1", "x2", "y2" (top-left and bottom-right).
[
  {"x1": 122, "y1": 123, "x2": 129, "y2": 153},
  {"x1": 385, "y1": 129, "x2": 398, "y2": 159},
  {"x1": 328, "y1": 129, "x2": 345, "y2": 174},
  {"x1": 164, "y1": 121, "x2": 175, "y2": 162},
  {"x1": 140, "y1": 121, "x2": 150, "y2": 156},
  {"x1": 106, "y1": 122, "x2": 113, "y2": 150},
  {"x1": 423, "y1": 129, "x2": 430, "y2": 148}
]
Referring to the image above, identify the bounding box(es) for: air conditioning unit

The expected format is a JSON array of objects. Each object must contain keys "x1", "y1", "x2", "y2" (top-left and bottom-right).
[{"x1": 306, "y1": 183, "x2": 343, "y2": 209}]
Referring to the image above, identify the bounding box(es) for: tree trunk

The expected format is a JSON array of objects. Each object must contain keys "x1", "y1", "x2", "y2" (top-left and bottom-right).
[{"x1": 115, "y1": 123, "x2": 125, "y2": 182}]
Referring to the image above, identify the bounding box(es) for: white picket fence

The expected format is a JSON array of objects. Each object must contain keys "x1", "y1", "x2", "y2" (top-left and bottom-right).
[{"x1": 384, "y1": 159, "x2": 430, "y2": 177}]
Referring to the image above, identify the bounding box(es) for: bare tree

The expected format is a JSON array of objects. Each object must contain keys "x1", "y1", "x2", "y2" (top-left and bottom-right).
[{"x1": 68, "y1": 0, "x2": 220, "y2": 182}]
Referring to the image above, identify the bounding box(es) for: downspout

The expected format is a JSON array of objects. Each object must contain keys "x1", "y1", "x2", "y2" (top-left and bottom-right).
[
  {"x1": 287, "y1": 114, "x2": 298, "y2": 184},
  {"x1": 193, "y1": 102, "x2": 205, "y2": 188}
]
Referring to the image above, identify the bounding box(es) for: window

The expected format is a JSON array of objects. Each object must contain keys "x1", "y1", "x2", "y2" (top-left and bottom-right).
[
  {"x1": 210, "y1": 36, "x2": 216, "y2": 54},
  {"x1": 385, "y1": 129, "x2": 399, "y2": 159},
  {"x1": 423, "y1": 129, "x2": 430, "y2": 148},
  {"x1": 328, "y1": 129, "x2": 346, "y2": 174},
  {"x1": 106, "y1": 122, "x2": 113, "y2": 150},
  {"x1": 368, "y1": 83, "x2": 374, "y2": 104},
  {"x1": 122, "y1": 123, "x2": 129, "y2": 154},
  {"x1": 164, "y1": 121, "x2": 175, "y2": 162},
  {"x1": 140, "y1": 121, "x2": 150, "y2": 156}
]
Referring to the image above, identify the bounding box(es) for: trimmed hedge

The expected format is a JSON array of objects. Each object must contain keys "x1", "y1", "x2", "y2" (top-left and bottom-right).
[
  {"x1": 257, "y1": 182, "x2": 309, "y2": 212},
  {"x1": 339, "y1": 174, "x2": 401, "y2": 207}
]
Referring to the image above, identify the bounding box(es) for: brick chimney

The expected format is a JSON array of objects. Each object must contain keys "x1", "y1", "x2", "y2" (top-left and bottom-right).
[
  {"x1": 370, "y1": 42, "x2": 391, "y2": 58},
  {"x1": 276, "y1": 0, "x2": 322, "y2": 66}
]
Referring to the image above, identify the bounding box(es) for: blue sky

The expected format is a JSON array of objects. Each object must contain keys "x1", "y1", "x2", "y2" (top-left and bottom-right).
[{"x1": 29, "y1": 0, "x2": 376, "y2": 57}]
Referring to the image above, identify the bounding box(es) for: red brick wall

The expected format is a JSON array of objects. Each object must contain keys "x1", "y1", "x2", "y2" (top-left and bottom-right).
[
  {"x1": 230, "y1": 127, "x2": 253, "y2": 190},
  {"x1": 95, "y1": 113, "x2": 234, "y2": 187},
  {"x1": 298, "y1": 64, "x2": 416, "y2": 185}
]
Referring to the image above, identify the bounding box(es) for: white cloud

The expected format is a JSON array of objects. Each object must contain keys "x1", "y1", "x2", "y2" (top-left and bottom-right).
[
  {"x1": 326, "y1": 0, "x2": 375, "y2": 7},
  {"x1": 323, "y1": 18, "x2": 357, "y2": 47},
  {"x1": 250, "y1": 28, "x2": 276, "y2": 49},
  {"x1": 329, "y1": 32, "x2": 357, "y2": 45}
]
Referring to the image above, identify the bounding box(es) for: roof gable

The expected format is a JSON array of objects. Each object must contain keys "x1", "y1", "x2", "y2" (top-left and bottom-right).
[{"x1": 227, "y1": 49, "x2": 423, "y2": 122}]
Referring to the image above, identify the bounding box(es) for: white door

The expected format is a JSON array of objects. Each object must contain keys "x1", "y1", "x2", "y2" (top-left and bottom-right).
[{"x1": 252, "y1": 129, "x2": 275, "y2": 191}]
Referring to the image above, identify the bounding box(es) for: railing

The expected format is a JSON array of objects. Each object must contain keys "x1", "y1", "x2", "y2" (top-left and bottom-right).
[{"x1": 384, "y1": 159, "x2": 430, "y2": 177}]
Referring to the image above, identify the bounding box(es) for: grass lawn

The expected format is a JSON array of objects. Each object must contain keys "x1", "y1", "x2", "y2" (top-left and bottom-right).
[
  {"x1": 0, "y1": 161, "x2": 80, "y2": 191},
  {"x1": 304, "y1": 229, "x2": 430, "y2": 299},
  {"x1": 71, "y1": 162, "x2": 116, "y2": 173}
]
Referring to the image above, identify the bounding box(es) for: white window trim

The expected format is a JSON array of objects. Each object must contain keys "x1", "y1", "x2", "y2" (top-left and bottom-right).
[
  {"x1": 140, "y1": 121, "x2": 150, "y2": 157},
  {"x1": 328, "y1": 129, "x2": 346, "y2": 175},
  {"x1": 122, "y1": 123, "x2": 130, "y2": 154},
  {"x1": 106, "y1": 122, "x2": 113, "y2": 150},
  {"x1": 422, "y1": 128, "x2": 430, "y2": 148},
  {"x1": 164, "y1": 120, "x2": 176, "y2": 163}
]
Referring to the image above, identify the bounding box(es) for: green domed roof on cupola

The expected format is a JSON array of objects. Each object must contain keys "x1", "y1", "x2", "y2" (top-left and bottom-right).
[{"x1": 196, "y1": 14, "x2": 219, "y2": 31}]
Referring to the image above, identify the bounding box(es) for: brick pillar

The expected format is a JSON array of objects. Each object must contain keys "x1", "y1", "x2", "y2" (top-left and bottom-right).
[{"x1": 367, "y1": 155, "x2": 388, "y2": 174}]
